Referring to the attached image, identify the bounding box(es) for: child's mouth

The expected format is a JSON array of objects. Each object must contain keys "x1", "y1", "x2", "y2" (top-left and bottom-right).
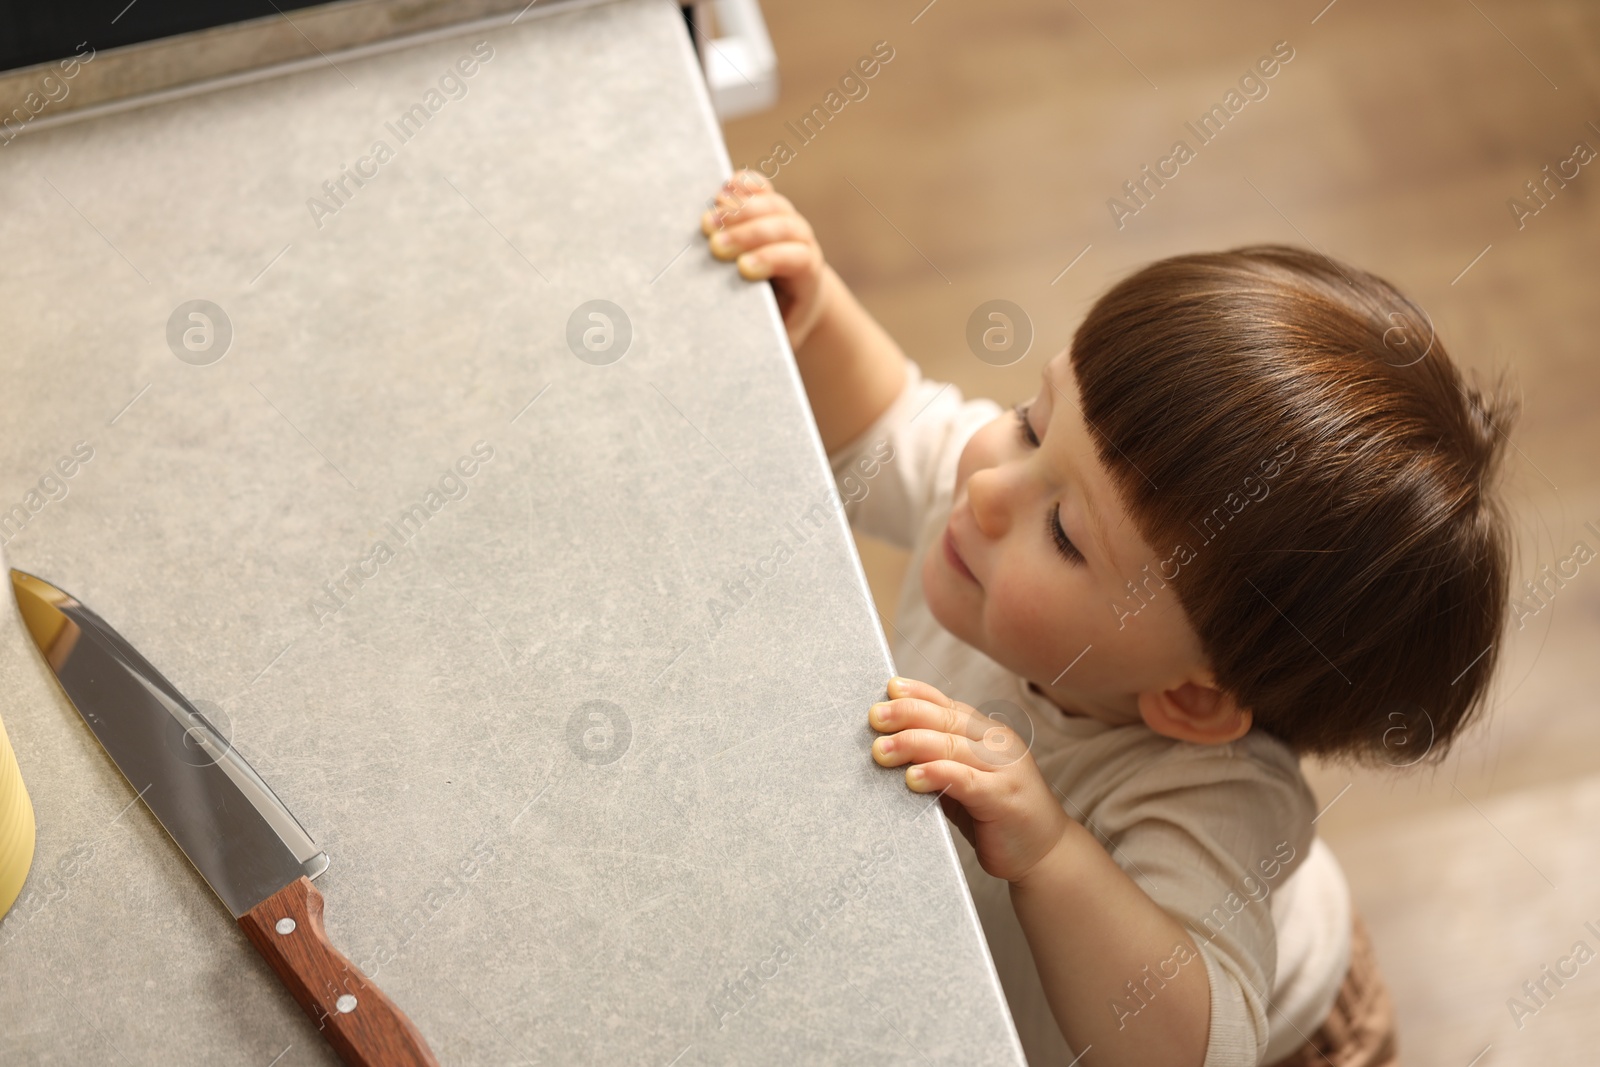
[{"x1": 942, "y1": 524, "x2": 979, "y2": 585}]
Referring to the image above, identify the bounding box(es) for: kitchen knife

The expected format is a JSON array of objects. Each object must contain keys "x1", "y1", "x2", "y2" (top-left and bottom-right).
[{"x1": 10, "y1": 569, "x2": 439, "y2": 1067}]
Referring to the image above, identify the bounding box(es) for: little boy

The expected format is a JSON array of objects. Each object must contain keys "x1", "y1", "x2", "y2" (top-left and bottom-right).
[{"x1": 702, "y1": 170, "x2": 1511, "y2": 1066}]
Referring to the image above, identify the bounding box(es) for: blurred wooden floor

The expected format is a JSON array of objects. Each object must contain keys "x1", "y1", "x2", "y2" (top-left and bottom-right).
[{"x1": 721, "y1": 1, "x2": 1600, "y2": 1063}]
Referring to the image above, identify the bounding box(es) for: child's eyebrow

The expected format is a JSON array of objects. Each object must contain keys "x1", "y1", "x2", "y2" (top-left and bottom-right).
[{"x1": 1041, "y1": 361, "x2": 1116, "y2": 569}]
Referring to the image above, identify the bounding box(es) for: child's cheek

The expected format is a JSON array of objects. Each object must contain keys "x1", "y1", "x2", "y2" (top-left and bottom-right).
[
  {"x1": 985, "y1": 561, "x2": 1051, "y2": 647},
  {"x1": 953, "y1": 437, "x2": 980, "y2": 499},
  {"x1": 984, "y1": 582, "x2": 1063, "y2": 683}
]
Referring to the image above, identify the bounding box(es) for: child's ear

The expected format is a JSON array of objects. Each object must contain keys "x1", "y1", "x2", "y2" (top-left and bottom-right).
[{"x1": 1137, "y1": 671, "x2": 1252, "y2": 745}]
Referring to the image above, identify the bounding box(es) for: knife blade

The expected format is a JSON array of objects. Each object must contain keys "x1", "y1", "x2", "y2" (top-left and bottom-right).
[{"x1": 10, "y1": 569, "x2": 439, "y2": 1067}]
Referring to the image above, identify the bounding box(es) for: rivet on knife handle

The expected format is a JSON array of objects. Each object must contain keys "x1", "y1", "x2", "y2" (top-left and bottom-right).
[{"x1": 239, "y1": 875, "x2": 440, "y2": 1067}]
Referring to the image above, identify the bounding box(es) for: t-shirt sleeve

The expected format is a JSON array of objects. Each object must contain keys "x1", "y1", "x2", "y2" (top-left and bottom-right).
[
  {"x1": 825, "y1": 359, "x2": 1004, "y2": 551},
  {"x1": 1083, "y1": 741, "x2": 1319, "y2": 1067}
]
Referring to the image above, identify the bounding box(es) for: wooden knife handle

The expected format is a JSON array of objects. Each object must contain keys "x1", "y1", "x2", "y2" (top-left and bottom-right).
[{"x1": 239, "y1": 876, "x2": 440, "y2": 1067}]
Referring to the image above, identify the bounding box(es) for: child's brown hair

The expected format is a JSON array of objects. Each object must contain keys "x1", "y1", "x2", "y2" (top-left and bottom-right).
[{"x1": 1070, "y1": 245, "x2": 1516, "y2": 763}]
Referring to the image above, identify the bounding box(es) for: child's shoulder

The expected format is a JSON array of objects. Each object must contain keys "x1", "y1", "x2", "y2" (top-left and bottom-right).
[
  {"x1": 1043, "y1": 720, "x2": 1319, "y2": 876},
  {"x1": 1102, "y1": 722, "x2": 1314, "y2": 811}
]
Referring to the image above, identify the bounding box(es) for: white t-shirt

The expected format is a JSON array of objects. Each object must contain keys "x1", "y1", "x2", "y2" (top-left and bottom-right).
[{"x1": 827, "y1": 359, "x2": 1352, "y2": 1067}]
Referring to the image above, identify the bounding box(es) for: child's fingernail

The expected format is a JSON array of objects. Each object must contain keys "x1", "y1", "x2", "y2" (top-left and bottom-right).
[
  {"x1": 907, "y1": 767, "x2": 926, "y2": 786},
  {"x1": 738, "y1": 254, "x2": 771, "y2": 280},
  {"x1": 710, "y1": 232, "x2": 733, "y2": 254},
  {"x1": 888, "y1": 677, "x2": 907, "y2": 694}
]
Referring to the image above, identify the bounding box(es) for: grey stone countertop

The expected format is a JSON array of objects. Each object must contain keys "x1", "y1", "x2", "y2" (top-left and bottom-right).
[{"x1": 0, "y1": 1, "x2": 1027, "y2": 1063}]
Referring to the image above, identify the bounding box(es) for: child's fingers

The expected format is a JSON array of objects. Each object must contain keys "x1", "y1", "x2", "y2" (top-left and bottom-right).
[
  {"x1": 900, "y1": 757, "x2": 981, "y2": 799},
  {"x1": 885, "y1": 675, "x2": 956, "y2": 708},
  {"x1": 719, "y1": 189, "x2": 795, "y2": 217},
  {"x1": 871, "y1": 725, "x2": 986, "y2": 768},
  {"x1": 702, "y1": 191, "x2": 795, "y2": 233},
  {"x1": 706, "y1": 172, "x2": 773, "y2": 219},
  {"x1": 707, "y1": 215, "x2": 815, "y2": 260},
  {"x1": 869, "y1": 695, "x2": 981, "y2": 738},
  {"x1": 734, "y1": 241, "x2": 817, "y2": 282},
  {"x1": 876, "y1": 719, "x2": 1030, "y2": 772},
  {"x1": 869, "y1": 692, "x2": 1031, "y2": 768},
  {"x1": 722, "y1": 168, "x2": 770, "y2": 197}
]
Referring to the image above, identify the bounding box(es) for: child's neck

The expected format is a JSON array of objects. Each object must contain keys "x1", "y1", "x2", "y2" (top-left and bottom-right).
[{"x1": 1026, "y1": 680, "x2": 1140, "y2": 726}]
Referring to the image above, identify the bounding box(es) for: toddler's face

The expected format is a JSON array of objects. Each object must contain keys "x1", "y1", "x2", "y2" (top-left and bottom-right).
[{"x1": 921, "y1": 350, "x2": 1208, "y2": 724}]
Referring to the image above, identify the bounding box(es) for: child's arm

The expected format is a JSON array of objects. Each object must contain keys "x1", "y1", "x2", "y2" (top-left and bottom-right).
[
  {"x1": 1009, "y1": 817, "x2": 1211, "y2": 1066},
  {"x1": 871, "y1": 676, "x2": 1212, "y2": 1067},
  {"x1": 701, "y1": 170, "x2": 908, "y2": 457}
]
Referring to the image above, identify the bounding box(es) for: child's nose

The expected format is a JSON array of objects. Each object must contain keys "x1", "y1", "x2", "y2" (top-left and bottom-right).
[{"x1": 965, "y1": 466, "x2": 1011, "y2": 541}]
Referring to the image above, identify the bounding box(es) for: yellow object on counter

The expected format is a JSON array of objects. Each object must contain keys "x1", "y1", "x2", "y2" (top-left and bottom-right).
[
  {"x1": 0, "y1": 709, "x2": 34, "y2": 920},
  {"x1": 1, "y1": 540, "x2": 37, "y2": 920}
]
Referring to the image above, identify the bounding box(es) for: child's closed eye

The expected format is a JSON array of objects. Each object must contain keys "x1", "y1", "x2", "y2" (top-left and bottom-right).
[
  {"x1": 1012, "y1": 403, "x2": 1083, "y2": 564},
  {"x1": 1013, "y1": 402, "x2": 1040, "y2": 447}
]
